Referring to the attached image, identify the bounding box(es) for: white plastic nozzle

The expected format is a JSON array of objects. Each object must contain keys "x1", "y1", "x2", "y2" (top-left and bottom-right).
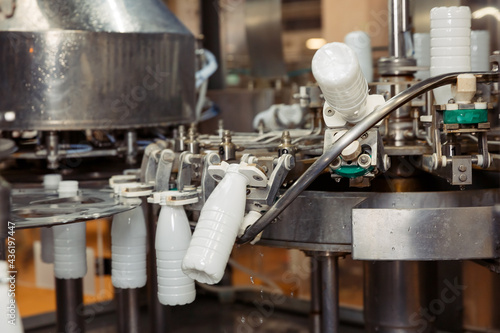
[
  {"x1": 41, "y1": 174, "x2": 62, "y2": 264},
  {"x1": 57, "y1": 180, "x2": 79, "y2": 197},
  {"x1": 156, "y1": 205, "x2": 195, "y2": 305},
  {"x1": 43, "y1": 174, "x2": 62, "y2": 190},
  {"x1": 182, "y1": 163, "x2": 248, "y2": 285},
  {"x1": 471, "y1": 30, "x2": 490, "y2": 71},
  {"x1": 0, "y1": 261, "x2": 23, "y2": 332},
  {"x1": 344, "y1": 31, "x2": 373, "y2": 82},
  {"x1": 111, "y1": 207, "x2": 147, "y2": 289},
  {"x1": 312, "y1": 42, "x2": 369, "y2": 124},
  {"x1": 53, "y1": 181, "x2": 87, "y2": 279},
  {"x1": 413, "y1": 33, "x2": 430, "y2": 80},
  {"x1": 430, "y1": 6, "x2": 471, "y2": 105}
]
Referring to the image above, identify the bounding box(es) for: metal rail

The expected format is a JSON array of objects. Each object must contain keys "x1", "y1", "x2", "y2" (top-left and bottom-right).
[{"x1": 238, "y1": 71, "x2": 499, "y2": 243}]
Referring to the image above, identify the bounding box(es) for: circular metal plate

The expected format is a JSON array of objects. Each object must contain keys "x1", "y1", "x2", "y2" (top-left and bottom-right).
[{"x1": 11, "y1": 188, "x2": 141, "y2": 229}]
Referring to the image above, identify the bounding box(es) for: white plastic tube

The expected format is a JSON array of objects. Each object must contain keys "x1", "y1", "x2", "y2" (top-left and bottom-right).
[
  {"x1": 53, "y1": 181, "x2": 87, "y2": 279},
  {"x1": 430, "y1": 6, "x2": 471, "y2": 104},
  {"x1": 156, "y1": 205, "x2": 195, "y2": 305},
  {"x1": 413, "y1": 33, "x2": 430, "y2": 80},
  {"x1": 41, "y1": 174, "x2": 62, "y2": 264},
  {"x1": 344, "y1": 31, "x2": 373, "y2": 82},
  {"x1": 471, "y1": 30, "x2": 490, "y2": 71},
  {"x1": 195, "y1": 49, "x2": 218, "y2": 89},
  {"x1": 182, "y1": 163, "x2": 248, "y2": 284},
  {"x1": 0, "y1": 261, "x2": 23, "y2": 332},
  {"x1": 311, "y1": 42, "x2": 369, "y2": 123},
  {"x1": 111, "y1": 207, "x2": 147, "y2": 289}
]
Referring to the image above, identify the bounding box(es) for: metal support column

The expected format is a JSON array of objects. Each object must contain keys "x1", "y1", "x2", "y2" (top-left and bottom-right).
[
  {"x1": 310, "y1": 255, "x2": 322, "y2": 333},
  {"x1": 116, "y1": 288, "x2": 141, "y2": 333},
  {"x1": 364, "y1": 261, "x2": 435, "y2": 333},
  {"x1": 55, "y1": 278, "x2": 85, "y2": 333},
  {"x1": 320, "y1": 254, "x2": 340, "y2": 333}
]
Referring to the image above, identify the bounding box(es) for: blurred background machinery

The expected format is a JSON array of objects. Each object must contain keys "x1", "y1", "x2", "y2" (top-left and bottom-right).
[{"x1": 0, "y1": 0, "x2": 500, "y2": 333}]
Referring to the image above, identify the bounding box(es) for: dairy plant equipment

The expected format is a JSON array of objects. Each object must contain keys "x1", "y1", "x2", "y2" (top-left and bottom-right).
[{"x1": 1, "y1": 0, "x2": 500, "y2": 333}]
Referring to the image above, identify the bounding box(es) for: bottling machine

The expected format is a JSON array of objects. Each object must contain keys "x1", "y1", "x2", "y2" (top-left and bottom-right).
[{"x1": 0, "y1": 0, "x2": 499, "y2": 332}]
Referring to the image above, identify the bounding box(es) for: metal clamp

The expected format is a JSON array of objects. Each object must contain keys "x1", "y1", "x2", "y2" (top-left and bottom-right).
[{"x1": 147, "y1": 189, "x2": 199, "y2": 206}]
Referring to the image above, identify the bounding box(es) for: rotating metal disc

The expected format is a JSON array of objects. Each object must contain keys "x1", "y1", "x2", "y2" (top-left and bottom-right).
[{"x1": 11, "y1": 187, "x2": 141, "y2": 229}]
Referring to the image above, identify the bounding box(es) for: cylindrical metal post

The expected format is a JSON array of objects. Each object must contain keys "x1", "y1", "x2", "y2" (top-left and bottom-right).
[
  {"x1": 45, "y1": 131, "x2": 59, "y2": 170},
  {"x1": 320, "y1": 255, "x2": 339, "y2": 333},
  {"x1": 144, "y1": 198, "x2": 170, "y2": 333},
  {"x1": 310, "y1": 256, "x2": 322, "y2": 333},
  {"x1": 364, "y1": 261, "x2": 435, "y2": 333},
  {"x1": 126, "y1": 130, "x2": 138, "y2": 165},
  {"x1": 388, "y1": 0, "x2": 409, "y2": 59},
  {"x1": 116, "y1": 288, "x2": 141, "y2": 333},
  {"x1": 55, "y1": 278, "x2": 85, "y2": 333}
]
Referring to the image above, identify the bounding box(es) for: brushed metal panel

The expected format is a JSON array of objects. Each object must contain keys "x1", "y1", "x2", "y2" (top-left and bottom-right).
[
  {"x1": 352, "y1": 189, "x2": 500, "y2": 260},
  {"x1": 260, "y1": 191, "x2": 368, "y2": 251}
]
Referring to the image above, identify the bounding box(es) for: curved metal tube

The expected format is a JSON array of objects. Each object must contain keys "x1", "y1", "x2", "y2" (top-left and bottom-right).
[{"x1": 238, "y1": 71, "x2": 499, "y2": 244}]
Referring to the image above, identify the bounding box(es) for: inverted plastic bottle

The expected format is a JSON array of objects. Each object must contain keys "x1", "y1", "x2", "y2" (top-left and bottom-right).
[
  {"x1": 0, "y1": 261, "x2": 23, "y2": 332},
  {"x1": 311, "y1": 42, "x2": 369, "y2": 123},
  {"x1": 53, "y1": 181, "x2": 87, "y2": 279},
  {"x1": 344, "y1": 31, "x2": 373, "y2": 82},
  {"x1": 41, "y1": 174, "x2": 62, "y2": 263},
  {"x1": 182, "y1": 163, "x2": 249, "y2": 284},
  {"x1": 413, "y1": 33, "x2": 430, "y2": 80},
  {"x1": 156, "y1": 204, "x2": 195, "y2": 305},
  {"x1": 430, "y1": 6, "x2": 471, "y2": 104},
  {"x1": 470, "y1": 30, "x2": 490, "y2": 71},
  {"x1": 111, "y1": 206, "x2": 147, "y2": 289}
]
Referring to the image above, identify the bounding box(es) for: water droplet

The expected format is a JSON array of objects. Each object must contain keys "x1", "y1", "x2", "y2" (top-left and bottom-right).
[
  {"x1": 392, "y1": 247, "x2": 395, "y2": 251},
  {"x1": 240, "y1": 316, "x2": 245, "y2": 323},
  {"x1": 290, "y1": 291, "x2": 294, "y2": 297},
  {"x1": 407, "y1": 227, "x2": 411, "y2": 232},
  {"x1": 250, "y1": 276, "x2": 254, "y2": 284}
]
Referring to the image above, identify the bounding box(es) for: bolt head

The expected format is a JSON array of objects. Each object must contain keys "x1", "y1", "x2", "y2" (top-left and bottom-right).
[{"x1": 459, "y1": 173, "x2": 467, "y2": 182}]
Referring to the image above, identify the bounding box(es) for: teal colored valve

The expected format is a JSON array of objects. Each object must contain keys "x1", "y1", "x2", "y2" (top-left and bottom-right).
[
  {"x1": 443, "y1": 109, "x2": 488, "y2": 124},
  {"x1": 334, "y1": 165, "x2": 374, "y2": 178}
]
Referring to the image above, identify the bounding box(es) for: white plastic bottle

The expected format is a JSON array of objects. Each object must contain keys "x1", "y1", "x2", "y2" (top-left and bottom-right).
[
  {"x1": 53, "y1": 181, "x2": 87, "y2": 279},
  {"x1": 182, "y1": 163, "x2": 248, "y2": 285},
  {"x1": 311, "y1": 42, "x2": 369, "y2": 123},
  {"x1": 344, "y1": 31, "x2": 373, "y2": 82},
  {"x1": 40, "y1": 174, "x2": 62, "y2": 264},
  {"x1": 470, "y1": 30, "x2": 490, "y2": 71},
  {"x1": 156, "y1": 204, "x2": 195, "y2": 305},
  {"x1": 111, "y1": 206, "x2": 147, "y2": 289},
  {"x1": 430, "y1": 6, "x2": 471, "y2": 104},
  {"x1": 0, "y1": 260, "x2": 23, "y2": 332},
  {"x1": 413, "y1": 33, "x2": 430, "y2": 80}
]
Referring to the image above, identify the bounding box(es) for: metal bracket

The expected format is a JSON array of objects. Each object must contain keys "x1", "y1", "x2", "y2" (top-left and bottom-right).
[
  {"x1": 155, "y1": 149, "x2": 175, "y2": 192},
  {"x1": 246, "y1": 154, "x2": 295, "y2": 208}
]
